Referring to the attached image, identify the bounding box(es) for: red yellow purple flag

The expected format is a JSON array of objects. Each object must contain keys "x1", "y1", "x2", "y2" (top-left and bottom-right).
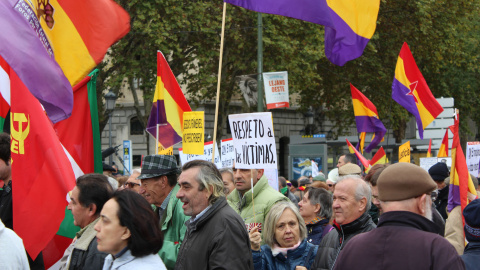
[
  {"x1": 27, "y1": 0, "x2": 130, "y2": 85},
  {"x1": 146, "y1": 51, "x2": 192, "y2": 148},
  {"x1": 447, "y1": 112, "x2": 477, "y2": 215},
  {"x1": 10, "y1": 65, "x2": 76, "y2": 259},
  {"x1": 351, "y1": 84, "x2": 386, "y2": 153},
  {"x1": 427, "y1": 139, "x2": 432, "y2": 157},
  {"x1": 437, "y1": 129, "x2": 449, "y2": 158},
  {"x1": 392, "y1": 42, "x2": 444, "y2": 139},
  {"x1": 369, "y1": 147, "x2": 387, "y2": 167},
  {"x1": 346, "y1": 138, "x2": 370, "y2": 168}
]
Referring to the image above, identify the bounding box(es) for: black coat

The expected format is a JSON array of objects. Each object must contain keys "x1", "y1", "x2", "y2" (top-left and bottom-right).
[
  {"x1": 435, "y1": 185, "x2": 449, "y2": 220},
  {"x1": 175, "y1": 197, "x2": 253, "y2": 270},
  {"x1": 311, "y1": 213, "x2": 376, "y2": 270},
  {"x1": 306, "y1": 219, "x2": 332, "y2": 246},
  {"x1": 461, "y1": 242, "x2": 480, "y2": 270},
  {"x1": 333, "y1": 211, "x2": 465, "y2": 270}
]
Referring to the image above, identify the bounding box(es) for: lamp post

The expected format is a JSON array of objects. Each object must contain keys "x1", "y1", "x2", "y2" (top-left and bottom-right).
[
  {"x1": 105, "y1": 90, "x2": 117, "y2": 166},
  {"x1": 304, "y1": 107, "x2": 315, "y2": 136}
]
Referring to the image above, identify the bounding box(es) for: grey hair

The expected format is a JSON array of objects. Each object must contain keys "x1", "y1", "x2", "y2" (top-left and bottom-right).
[
  {"x1": 307, "y1": 187, "x2": 333, "y2": 220},
  {"x1": 263, "y1": 201, "x2": 307, "y2": 248},
  {"x1": 182, "y1": 160, "x2": 225, "y2": 204},
  {"x1": 336, "y1": 175, "x2": 372, "y2": 212},
  {"x1": 219, "y1": 167, "x2": 234, "y2": 179}
]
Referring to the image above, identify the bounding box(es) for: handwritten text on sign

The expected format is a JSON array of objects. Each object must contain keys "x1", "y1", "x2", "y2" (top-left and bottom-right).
[
  {"x1": 221, "y1": 138, "x2": 235, "y2": 168},
  {"x1": 228, "y1": 112, "x2": 277, "y2": 169}
]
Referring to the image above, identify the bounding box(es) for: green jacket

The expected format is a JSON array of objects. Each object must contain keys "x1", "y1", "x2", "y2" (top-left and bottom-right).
[
  {"x1": 157, "y1": 184, "x2": 189, "y2": 270},
  {"x1": 227, "y1": 175, "x2": 288, "y2": 234}
]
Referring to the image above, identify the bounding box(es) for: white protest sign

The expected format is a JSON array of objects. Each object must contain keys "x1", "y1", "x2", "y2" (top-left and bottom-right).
[
  {"x1": 179, "y1": 141, "x2": 222, "y2": 168},
  {"x1": 466, "y1": 142, "x2": 480, "y2": 177},
  {"x1": 264, "y1": 168, "x2": 279, "y2": 191},
  {"x1": 263, "y1": 71, "x2": 289, "y2": 110},
  {"x1": 420, "y1": 157, "x2": 439, "y2": 171},
  {"x1": 221, "y1": 138, "x2": 235, "y2": 168},
  {"x1": 228, "y1": 112, "x2": 277, "y2": 169}
]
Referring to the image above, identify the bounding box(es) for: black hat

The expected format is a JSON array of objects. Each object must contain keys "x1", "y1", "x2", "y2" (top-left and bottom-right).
[
  {"x1": 428, "y1": 162, "x2": 449, "y2": 182},
  {"x1": 463, "y1": 199, "x2": 480, "y2": 243},
  {"x1": 103, "y1": 163, "x2": 116, "y2": 172}
]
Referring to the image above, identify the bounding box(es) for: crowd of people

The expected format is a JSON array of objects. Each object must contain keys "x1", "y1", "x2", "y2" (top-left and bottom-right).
[{"x1": 1, "y1": 138, "x2": 479, "y2": 269}]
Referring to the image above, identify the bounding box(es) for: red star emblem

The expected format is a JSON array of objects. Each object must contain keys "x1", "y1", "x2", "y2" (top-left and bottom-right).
[{"x1": 407, "y1": 81, "x2": 418, "y2": 103}]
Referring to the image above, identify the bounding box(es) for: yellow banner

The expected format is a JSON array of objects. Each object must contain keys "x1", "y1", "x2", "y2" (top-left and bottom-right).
[
  {"x1": 158, "y1": 145, "x2": 173, "y2": 155},
  {"x1": 182, "y1": 111, "x2": 204, "y2": 155},
  {"x1": 399, "y1": 141, "x2": 411, "y2": 163}
]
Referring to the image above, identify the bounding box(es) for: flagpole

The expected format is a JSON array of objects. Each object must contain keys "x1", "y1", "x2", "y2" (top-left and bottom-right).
[{"x1": 211, "y1": 2, "x2": 227, "y2": 163}]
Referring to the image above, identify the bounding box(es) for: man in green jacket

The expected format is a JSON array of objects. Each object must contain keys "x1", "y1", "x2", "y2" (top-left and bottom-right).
[
  {"x1": 227, "y1": 166, "x2": 288, "y2": 237},
  {"x1": 138, "y1": 155, "x2": 189, "y2": 270}
]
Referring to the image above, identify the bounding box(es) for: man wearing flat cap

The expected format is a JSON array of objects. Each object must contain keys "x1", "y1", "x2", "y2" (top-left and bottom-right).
[
  {"x1": 138, "y1": 155, "x2": 189, "y2": 270},
  {"x1": 333, "y1": 163, "x2": 465, "y2": 270}
]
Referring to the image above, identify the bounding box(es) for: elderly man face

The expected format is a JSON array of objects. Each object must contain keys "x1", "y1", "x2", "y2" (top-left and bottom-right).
[
  {"x1": 337, "y1": 155, "x2": 347, "y2": 168},
  {"x1": 332, "y1": 178, "x2": 367, "y2": 225},
  {"x1": 124, "y1": 171, "x2": 141, "y2": 193},
  {"x1": 176, "y1": 167, "x2": 211, "y2": 217},
  {"x1": 139, "y1": 175, "x2": 168, "y2": 206}
]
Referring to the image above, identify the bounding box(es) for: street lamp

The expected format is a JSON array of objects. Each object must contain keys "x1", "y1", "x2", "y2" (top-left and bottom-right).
[
  {"x1": 304, "y1": 107, "x2": 315, "y2": 135},
  {"x1": 105, "y1": 90, "x2": 117, "y2": 165}
]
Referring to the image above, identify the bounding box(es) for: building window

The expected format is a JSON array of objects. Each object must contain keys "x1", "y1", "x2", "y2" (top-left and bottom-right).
[
  {"x1": 130, "y1": 117, "x2": 144, "y2": 135},
  {"x1": 133, "y1": 155, "x2": 142, "y2": 167}
]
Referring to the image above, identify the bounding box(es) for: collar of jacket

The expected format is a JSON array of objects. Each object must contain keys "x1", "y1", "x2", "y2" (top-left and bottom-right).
[
  {"x1": 75, "y1": 217, "x2": 100, "y2": 251},
  {"x1": 465, "y1": 242, "x2": 480, "y2": 252},
  {"x1": 377, "y1": 211, "x2": 439, "y2": 234},
  {"x1": 333, "y1": 212, "x2": 372, "y2": 235},
  {"x1": 271, "y1": 239, "x2": 309, "y2": 262},
  {"x1": 104, "y1": 249, "x2": 135, "y2": 268},
  {"x1": 185, "y1": 196, "x2": 227, "y2": 231}
]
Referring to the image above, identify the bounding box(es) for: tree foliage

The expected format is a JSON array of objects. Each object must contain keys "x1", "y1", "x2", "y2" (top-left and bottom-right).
[{"x1": 100, "y1": 0, "x2": 480, "y2": 145}]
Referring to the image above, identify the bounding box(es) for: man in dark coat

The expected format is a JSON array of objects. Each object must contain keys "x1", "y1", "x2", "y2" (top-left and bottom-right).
[
  {"x1": 461, "y1": 199, "x2": 480, "y2": 270},
  {"x1": 428, "y1": 162, "x2": 450, "y2": 220},
  {"x1": 333, "y1": 163, "x2": 465, "y2": 270},
  {"x1": 311, "y1": 175, "x2": 376, "y2": 270},
  {"x1": 174, "y1": 160, "x2": 253, "y2": 270}
]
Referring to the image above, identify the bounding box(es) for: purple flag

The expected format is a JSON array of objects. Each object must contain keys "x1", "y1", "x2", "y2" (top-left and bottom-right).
[
  {"x1": 0, "y1": 0, "x2": 73, "y2": 123},
  {"x1": 224, "y1": 0, "x2": 380, "y2": 66}
]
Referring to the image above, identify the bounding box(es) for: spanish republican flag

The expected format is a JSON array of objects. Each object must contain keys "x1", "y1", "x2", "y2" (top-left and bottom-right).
[
  {"x1": 350, "y1": 84, "x2": 386, "y2": 153},
  {"x1": 146, "y1": 51, "x2": 192, "y2": 148},
  {"x1": 346, "y1": 138, "x2": 370, "y2": 169},
  {"x1": 437, "y1": 129, "x2": 449, "y2": 158},
  {"x1": 10, "y1": 65, "x2": 76, "y2": 259},
  {"x1": 29, "y1": 0, "x2": 130, "y2": 85},
  {"x1": 370, "y1": 147, "x2": 387, "y2": 167},
  {"x1": 447, "y1": 112, "x2": 477, "y2": 216},
  {"x1": 427, "y1": 139, "x2": 432, "y2": 157},
  {"x1": 392, "y1": 42, "x2": 444, "y2": 139}
]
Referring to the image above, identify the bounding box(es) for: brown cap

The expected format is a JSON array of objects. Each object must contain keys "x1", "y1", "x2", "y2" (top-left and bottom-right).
[
  {"x1": 377, "y1": 163, "x2": 437, "y2": 201},
  {"x1": 338, "y1": 163, "x2": 362, "y2": 176}
]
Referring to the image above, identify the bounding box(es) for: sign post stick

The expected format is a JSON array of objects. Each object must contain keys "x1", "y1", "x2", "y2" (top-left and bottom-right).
[
  {"x1": 211, "y1": 2, "x2": 227, "y2": 163},
  {"x1": 251, "y1": 169, "x2": 256, "y2": 222}
]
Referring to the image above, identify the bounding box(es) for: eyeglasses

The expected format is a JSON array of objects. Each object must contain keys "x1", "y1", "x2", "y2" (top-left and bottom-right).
[
  {"x1": 124, "y1": 182, "x2": 141, "y2": 189},
  {"x1": 430, "y1": 190, "x2": 438, "y2": 202}
]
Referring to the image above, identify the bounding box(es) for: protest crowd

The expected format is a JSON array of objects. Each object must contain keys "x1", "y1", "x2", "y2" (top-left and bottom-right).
[{"x1": 1, "y1": 0, "x2": 479, "y2": 270}]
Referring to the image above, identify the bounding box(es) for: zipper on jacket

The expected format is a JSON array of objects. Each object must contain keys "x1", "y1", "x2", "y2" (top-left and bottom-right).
[{"x1": 330, "y1": 225, "x2": 344, "y2": 270}]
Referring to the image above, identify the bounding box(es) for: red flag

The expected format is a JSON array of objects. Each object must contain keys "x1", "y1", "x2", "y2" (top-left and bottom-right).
[
  {"x1": 10, "y1": 67, "x2": 76, "y2": 259},
  {"x1": 437, "y1": 129, "x2": 449, "y2": 158},
  {"x1": 427, "y1": 139, "x2": 432, "y2": 157},
  {"x1": 346, "y1": 138, "x2": 370, "y2": 169}
]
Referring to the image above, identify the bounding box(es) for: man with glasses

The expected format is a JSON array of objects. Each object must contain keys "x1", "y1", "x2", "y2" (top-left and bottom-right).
[
  {"x1": 137, "y1": 155, "x2": 189, "y2": 270},
  {"x1": 123, "y1": 168, "x2": 142, "y2": 193},
  {"x1": 333, "y1": 163, "x2": 465, "y2": 270}
]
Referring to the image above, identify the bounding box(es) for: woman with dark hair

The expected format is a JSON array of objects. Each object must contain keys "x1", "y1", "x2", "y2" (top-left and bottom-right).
[
  {"x1": 94, "y1": 190, "x2": 166, "y2": 269},
  {"x1": 298, "y1": 187, "x2": 333, "y2": 245}
]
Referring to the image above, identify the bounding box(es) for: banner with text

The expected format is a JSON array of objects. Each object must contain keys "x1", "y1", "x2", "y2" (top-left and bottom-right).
[
  {"x1": 182, "y1": 111, "x2": 204, "y2": 155},
  {"x1": 221, "y1": 138, "x2": 235, "y2": 168},
  {"x1": 263, "y1": 71, "x2": 289, "y2": 110},
  {"x1": 466, "y1": 142, "x2": 480, "y2": 177},
  {"x1": 179, "y1": 141, "x2": 222, "y2": 168},
  {"x1": 228, "y1": 112, "x2": 277, "y2": 169},
  {"x1": 399, "y1": 141, "x2": 411, "y2": 163}
]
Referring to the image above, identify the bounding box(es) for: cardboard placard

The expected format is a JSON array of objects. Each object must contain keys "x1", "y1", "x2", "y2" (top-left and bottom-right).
[
  {"x1": 228, "y1": 112, "x2": 277, "y2": 169},
  {"x1": 399, "y1": 141, "x2": 411, "y2": 163},
  {"x1": 221, "y1": 138, "x2": 235, "y2": 168},
  {"x1": 182, "y1": 111, "x2": 204, "y2": 155},
  {"x1": 179, "y1": 141, "x2": 222, "y2": 168},
  {"x1": 466, "y1": 142, "x2": 480, "y2": 177},
  {"x1": 263, "y1": 71, "x2": 289, "y2": 109}
]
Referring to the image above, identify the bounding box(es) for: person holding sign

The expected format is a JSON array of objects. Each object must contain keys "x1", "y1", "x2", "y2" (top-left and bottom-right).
[{"x1": 227, "y1": 165, "x2": 288, "y2": 239}]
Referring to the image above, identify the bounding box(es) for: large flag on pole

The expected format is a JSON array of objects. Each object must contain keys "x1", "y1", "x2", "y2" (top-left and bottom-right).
[
  {"x1": 0, "y1": 1, "x2": 73, "y2": 123},
  {"x1": 43, "y1": 70, "x2": 103, "y2": 268},
  {"x1": 224, "y1": 0, "x2": 380, "y2": 66},
  {"x1": 392, "y1": 42, "x2": 444, "y2": 139},
  {"x1": 10, "y1": 65, "x2": 76, "y2": 259},
  {"x1": 447, "y1": 111, "x2": 477, "y2": 217},
  {"x1": 28, "y1": 0, "x2": 130, "y2": 85},
  {"x1": 146, "y1": 51, "x2": 192, "y2": 148},
  {"x1": 350, "y1": 84, "x2": 386, "y2": 153},
  {"x1": 437, "y1": 129, "x2": 449, "y2": 158}
]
